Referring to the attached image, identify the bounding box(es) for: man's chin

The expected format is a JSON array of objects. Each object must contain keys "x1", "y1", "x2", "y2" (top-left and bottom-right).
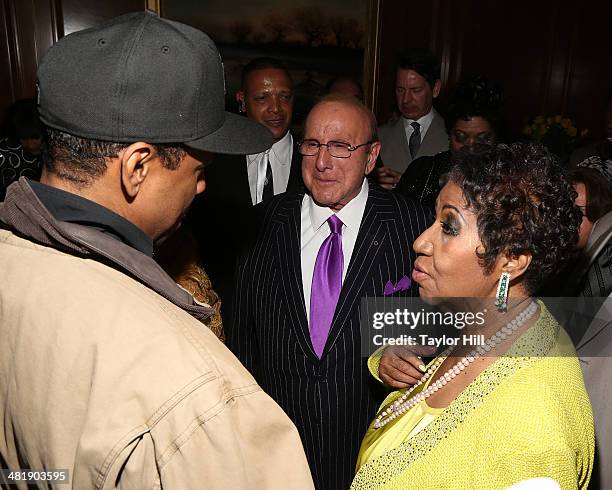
[
  {"x1": 311, "y1": 195, "x2": 347, "y2": 212},
  {"x1": 267, "y1": 126, "x2": 289, "y2": 140},
  {"x1": 309, "y1": 187, "x2": 336, "y2": 206}
]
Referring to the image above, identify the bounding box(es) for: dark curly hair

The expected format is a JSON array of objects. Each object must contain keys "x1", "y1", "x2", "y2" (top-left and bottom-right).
[
  {"x1": 445, "y1": 76, "x2": 504, "y2": 138},
  {"x1": 445, "y1": 143, "x2": 581, "y2": 294}
]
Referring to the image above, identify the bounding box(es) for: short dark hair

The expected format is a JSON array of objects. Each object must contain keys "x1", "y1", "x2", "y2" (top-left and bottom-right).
[
  {"x1": 445, "y1": 76, "x2": 504, "y2": 138},
  {"x1": 571, "y1": 167, "x2": 612, "y2": 223},
  {"x1": 43, "y1": 127, "x2": 186, "y2": 188},
  {"x1": 240, "y1": 57, "x2": 291, "y2": 88},
  {"x1": 445, "y1": 143, "x2": 581, "y2": 294},
  {"x1": 397, "y1": 48, "x2": 441, "y2": 88}
]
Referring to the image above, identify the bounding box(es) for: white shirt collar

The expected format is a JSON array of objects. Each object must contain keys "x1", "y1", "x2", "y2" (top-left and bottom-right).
[
  {"x1": 246, "y1": 131, "x2": 292, "y2": 166},
  {"x1": 307, "y1": 178, "x2": 369, "y2": 233},
  {"x1": 402, "y1": 107, "x2": 435, "y2": 136}
]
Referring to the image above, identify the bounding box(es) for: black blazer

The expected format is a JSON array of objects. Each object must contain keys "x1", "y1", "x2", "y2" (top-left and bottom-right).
[
  {"x1": 394, "y1": 150, "x2": 452, "y2": 210},
  {"x1": 227, "y1": 182, "x2": 430, "y2": 490},
  {"x1": 200, "y1": 144, "x2": 303, "y2": 212},
  {"x1": 189, "y1": 143, "x2": 303, "y2": 319}
]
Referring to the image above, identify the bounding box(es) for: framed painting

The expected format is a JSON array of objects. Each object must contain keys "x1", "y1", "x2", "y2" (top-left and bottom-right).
[{"x1": 147, "y1": 0, "x2": 380, "y2": 128}]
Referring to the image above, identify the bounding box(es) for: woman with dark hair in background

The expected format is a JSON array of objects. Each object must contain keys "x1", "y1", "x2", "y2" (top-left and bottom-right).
[
  {"x1": 571, "y1": 157, "x2": 612, "y2": 250},
  {"x1": 394, "y1": 77, "x2": 503, "y2": 209}
]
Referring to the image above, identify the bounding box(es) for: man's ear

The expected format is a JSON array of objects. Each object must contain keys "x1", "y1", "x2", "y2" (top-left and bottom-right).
[
  {"x1": 365, "y1": 141, "x2": 381, "y2": 175},
  {"x1": 432, "y1": 79, "x2": 442, "y2": 99},
  {"x1": 236, "y1": 91, "x2": 246, "y2": 112},
  {"x1": 120, "y1": 142, "x2": 156, "y2": 199}
]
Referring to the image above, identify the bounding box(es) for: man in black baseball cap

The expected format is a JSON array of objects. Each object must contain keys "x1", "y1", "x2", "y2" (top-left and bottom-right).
[{"x1": 0, "y1": 11, "x2": 313, "y2": 489}]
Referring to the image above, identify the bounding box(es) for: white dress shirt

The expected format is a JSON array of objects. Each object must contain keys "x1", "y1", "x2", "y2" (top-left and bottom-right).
[
  {"x1": 247, "y1": 131, "x2": 293, "y2": 205},
  {"x1": 402, "y1": 108, "x2": 435, "y2": 146},
  {"x1": 300, "y1": 178, "x2": 369, "y2": 323}
]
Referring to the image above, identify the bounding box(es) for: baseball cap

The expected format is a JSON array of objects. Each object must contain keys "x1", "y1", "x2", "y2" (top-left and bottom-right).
[{"x1": 36, "y1": 11, "x2": 273, "y2": 154}]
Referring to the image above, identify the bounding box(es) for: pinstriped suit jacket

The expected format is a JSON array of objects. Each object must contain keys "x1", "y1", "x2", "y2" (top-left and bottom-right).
[{"x1": 228, "y1": 181, "x2": 430, "y2": 490}]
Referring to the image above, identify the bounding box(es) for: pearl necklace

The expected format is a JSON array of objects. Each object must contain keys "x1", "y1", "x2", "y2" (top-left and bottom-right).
[{"x1": 373, "y1": 301, "x2": 538, "y2": 429}]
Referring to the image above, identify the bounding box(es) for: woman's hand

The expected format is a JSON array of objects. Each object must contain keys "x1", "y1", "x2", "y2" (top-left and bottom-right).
[{"x1": 379, "y1": 345, "x2": 434, "y2": 388}]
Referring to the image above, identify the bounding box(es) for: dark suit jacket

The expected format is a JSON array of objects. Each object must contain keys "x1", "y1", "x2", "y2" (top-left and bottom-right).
[
  {"x1": 576, "y1": 298, "x2": 612, "y2": 490},
  {"x1": 395, "y1": 150, "x2": 452, "y2": 210},
  {"x1": 578, "y1": 211, "x2": 612, "y2": 298},
  {"x1": 189, "y1": 144, "x2": 303, "y2": 320},
  {"x1": 227, "y1": 182, "x2": 430, "y2": 490}
]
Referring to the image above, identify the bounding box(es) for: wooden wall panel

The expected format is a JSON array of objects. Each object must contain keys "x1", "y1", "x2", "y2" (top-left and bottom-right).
[
  {"x1": 375, "y1": 0, "x2": 435, "y2": 122},
  {"x1": 0, "y1": 0, "x2": 146, "y2": 127},
  {"x1": 564, "y1": 2, "x2": 612, "y2": 140},
  {"x1": 10, "y1": 0, "x2": 61, "y2": 98},
  {"x1": 374, "y1": 0, "x2": 612, "y2": 140},
  {"x1": 455, "y1": 1, "x2": 560, "y2": 138},
  {"x1": 0, "y1": 0, "x2": 61, "y2": 126},
  {"x1": 0, "y1": 2, "x2": 16, "y2": 118}
]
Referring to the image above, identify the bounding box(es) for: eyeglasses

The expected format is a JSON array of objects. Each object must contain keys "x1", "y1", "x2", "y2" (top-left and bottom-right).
[{"x1": 298, "y1": 139, "x2": 374, "y2": 158}]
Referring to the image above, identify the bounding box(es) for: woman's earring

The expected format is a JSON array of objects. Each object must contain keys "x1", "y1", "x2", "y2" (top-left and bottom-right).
[{"x1": 495, "y1": 272, "x2": 510, "y2": 312}]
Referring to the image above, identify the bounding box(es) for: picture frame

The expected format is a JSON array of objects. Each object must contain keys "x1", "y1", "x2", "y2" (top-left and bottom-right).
[{"x1": 147, "y1": 0, "x2": 381, "y2": 123}]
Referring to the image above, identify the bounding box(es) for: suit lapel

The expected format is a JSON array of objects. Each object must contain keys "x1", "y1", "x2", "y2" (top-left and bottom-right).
[
  {"x1": 273, "y1": 192, "x2": 318, "y2": 361},
  {"x1": 576, "y1": 299, "x2": 612, "y2": 352},
  {"x1": 322, "y1": 184, "x2": 394, "y2": 357},
  {"x1": 237, "y1": 154, "x2": 255, "y2": 206},
  {"x1": 392, "y1": 118, "x2": 412, "y2": 167},
  {"x1": 212, "y1": 153, "x2": 252, "y2": 207},
  {"x1": 287, "y1": 142, "x2": 304, "y2": 191}
]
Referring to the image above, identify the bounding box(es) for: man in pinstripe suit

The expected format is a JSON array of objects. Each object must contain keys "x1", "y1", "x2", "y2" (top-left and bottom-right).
[{"x1": 228, "y1": 95, "x2": 430, "y2": 489}]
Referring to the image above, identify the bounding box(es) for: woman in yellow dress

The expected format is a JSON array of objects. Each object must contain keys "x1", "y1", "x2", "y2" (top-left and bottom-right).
[{"x1": 352, "y1": 143, "x2": 594, "y2": 489}]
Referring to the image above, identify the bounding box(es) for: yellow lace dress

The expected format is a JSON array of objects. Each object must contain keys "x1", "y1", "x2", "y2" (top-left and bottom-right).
[{"x1": 352, "y1": 304, "x2": 594, "y2": 490}]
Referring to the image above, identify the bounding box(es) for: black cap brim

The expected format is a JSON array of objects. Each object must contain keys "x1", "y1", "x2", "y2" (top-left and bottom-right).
[{"x1": 184, "y1": 111, "x2": 274, "y2": 155}]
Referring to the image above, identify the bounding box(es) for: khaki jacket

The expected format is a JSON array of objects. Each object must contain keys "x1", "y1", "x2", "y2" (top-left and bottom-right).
[{"x1": 0, "y1": 179, "x2": 314, "y2": 489}]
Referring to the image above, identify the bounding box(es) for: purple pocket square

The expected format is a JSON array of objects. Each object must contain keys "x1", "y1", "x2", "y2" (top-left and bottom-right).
[{"x1": 383, "y1": 276, "x2": 412, "y2": 296}]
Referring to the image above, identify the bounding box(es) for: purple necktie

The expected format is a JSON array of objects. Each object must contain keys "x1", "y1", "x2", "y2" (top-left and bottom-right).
[{"x1": 310, "y1": 214, "x2": 344, "y2": 358}]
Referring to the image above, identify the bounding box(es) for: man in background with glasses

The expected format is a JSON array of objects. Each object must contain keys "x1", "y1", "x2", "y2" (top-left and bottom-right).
[{"x1": 228, "y1": 94, "x2": 430, "y2": 490}]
